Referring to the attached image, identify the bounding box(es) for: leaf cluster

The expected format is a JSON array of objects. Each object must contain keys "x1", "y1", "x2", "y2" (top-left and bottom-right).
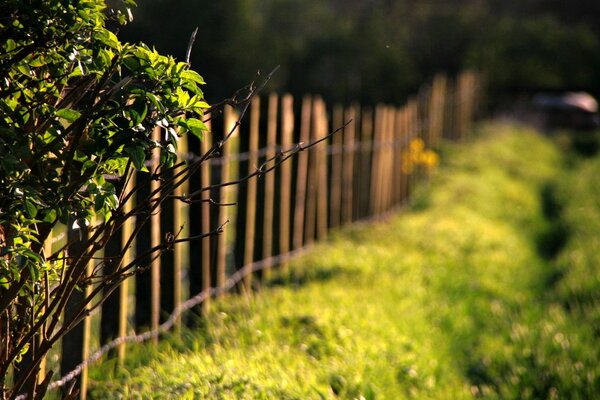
[{"x1": 0, "y1": 0, "x2": 209, "y2": 396}]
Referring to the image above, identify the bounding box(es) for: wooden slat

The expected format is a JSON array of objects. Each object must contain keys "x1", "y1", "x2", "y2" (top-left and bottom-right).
[
  {"x1": 216, "y1": 107, "x2": 235, "y2": 295},
  {"x1": 370, "y1": 106, "x2": 382, "y2": 216},
  {"x1": 243, "y1": 98, "x2": 260, "y2": 291},
  {"x1": 279, "y1": 94, "x2": 294, "y2": 275},
  {"x1": 387, "y1": 106, "x2": 396, "y2": 211},
  {"x1": 393, "y1": 108, "x2": 404, "y2": 206},
  {"x1": 150, "y1": 126, "x2": 161, "y2": 343},
  {"x1": 118, "y1": 171, "x2": 136, "y2": 363},
  {"x1": 60, "y1": 222, "x2": 87, "y2": 397},
  {"x1": 200, "y1": 117, "x2": 212, "y2": 313},
  {"x1": 382, "y1": 107, "x2": 392, "y2": 212},
  {"x1": 292, "y1": 96, "x2": 312, "y2": 250},
  {"x1": 409, "y1": 100, "x2": 419, "y2": 196},
  {"x1": 316, "y1": 98, "x2": 328, "y2": 240},
  {"x1": 329, "y1": 105, "x2": 343, "y2": 228},
  {"x1": 172, "y1": 133, "x2": 188, "y2": 330},
  {"x1": 377, "y1": 105, "x2": 387, "y2": 216},
  {"x1": 262, "y1": 93, "x2": 278, "y2": 281},
  {"x1": 359, "y1": 108, "x2": 373, "y2": 218},
  {"x1": 79, "y1": 221, "x2": 97, "y2": 400},
  {"x1": 401, "y1": 106, "x2": 409, "y2": 203},
  {"x1": 342, "y1": 106, "x2": 356, "y2": 224},
  {"x1": 305, "y1": 98, "x2": 318, "y2": 244},
  {"x1": 38, "y1": 233, "x2": 53, "y2": 385},
  {"x1": 380, "y1": 107, "x2": 389, "y2": 213}
]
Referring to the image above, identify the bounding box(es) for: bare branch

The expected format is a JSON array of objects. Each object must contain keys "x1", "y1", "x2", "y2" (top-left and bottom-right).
[{"x1": 185, "y1": 27, "x2": 199, "y2": 65}]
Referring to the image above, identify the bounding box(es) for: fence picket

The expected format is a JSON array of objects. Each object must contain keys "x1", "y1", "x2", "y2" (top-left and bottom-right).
[
  {"x1": 279, "y1": 94, "x2": 294, "y2": 275},
  {"x1": 293, "y1": 96, "x2": 311, "y2": 249},
  {"x1": 316, "y1": 98, "x2": 329, "y2": 240},
  {"x1": 150, "y1": 126, "x2": 161, "y2": 342},
  {"x1": 342, "y1": 106, "x2": 356, "y2": 224},
  {"x1": 173, "y1": 133, "x2": 188, "y2": 330},
  {"x1": 117, "y1": 171, "x2": 135, "y2": 362},
  {"x1": 216, "y1": 107, "x2": 236, "y2": 295},
  {"x1": 261, "y1": 93, "x2": 278, "y2": 281},
  {"x1": 200, "y1": 118, "x2": 212, "y2": 312},
  {"x1": 242, "y1": 98, "x2": 260, "y2": 291},
  {"x1": 330, "y1": 105, "x2": 343, "y2": 228},
  {"x1": 358, "y1": 108, "x2": 373, "y2": 219}
]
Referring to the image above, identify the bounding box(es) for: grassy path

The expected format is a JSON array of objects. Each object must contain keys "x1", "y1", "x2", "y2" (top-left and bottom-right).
[{"x1": 89, "y1": 123, "x2": 600, "y2": 399}]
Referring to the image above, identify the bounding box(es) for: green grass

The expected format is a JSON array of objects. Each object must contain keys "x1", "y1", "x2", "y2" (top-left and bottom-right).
[{"x1": 87, "y1": 122, "x2": 600, "y2": 399}]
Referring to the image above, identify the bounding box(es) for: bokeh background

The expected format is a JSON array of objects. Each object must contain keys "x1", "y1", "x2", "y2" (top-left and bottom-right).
[{"x1": 114, "y1": 0, "x2": 600, "y2": 107}]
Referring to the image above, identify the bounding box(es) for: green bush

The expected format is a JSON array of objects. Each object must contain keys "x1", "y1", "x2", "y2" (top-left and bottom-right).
[{"x1": 0, "y1": 1, "x2": 208, "y2": 396}]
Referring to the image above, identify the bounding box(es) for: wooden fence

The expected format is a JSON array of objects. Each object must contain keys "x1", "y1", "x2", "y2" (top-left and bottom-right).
[{"x1": 40, "y1": 71, "x2": 481, "y2": 398}]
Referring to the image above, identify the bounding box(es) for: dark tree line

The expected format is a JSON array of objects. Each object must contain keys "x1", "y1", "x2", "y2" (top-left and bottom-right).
[{"x1": 116, "y1": 0, "x2": 600, "y2": 107}]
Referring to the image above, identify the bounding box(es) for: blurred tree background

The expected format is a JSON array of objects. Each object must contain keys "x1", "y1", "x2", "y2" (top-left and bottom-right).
[{"x1": 114, "y1": 0, "x2": 600, "y2": 106}]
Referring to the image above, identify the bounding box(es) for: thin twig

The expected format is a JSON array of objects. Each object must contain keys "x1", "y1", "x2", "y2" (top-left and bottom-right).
[{"x1": 185, "y1": 27, "x2": 199, "y2": 65}]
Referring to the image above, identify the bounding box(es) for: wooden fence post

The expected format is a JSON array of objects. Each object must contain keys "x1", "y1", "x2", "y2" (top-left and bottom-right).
[
  {"x1": 241, "y1": 98, "x2": 260, "y2": 291},
  {"x1": 342, "y1": 106, "x2": 356, "y2": 225},
  {"x1": 37, "y1": 232, "x2": 54, "y2": 386},
  {"x1": 445, "y1": 79, "x2": 456, "y2": 141},
  {"x1": 358, "y1": 108, "x2": 373, "y2": 219},
  {"x1": 385, "y1": 106, "x2": 396, "y2": 212},
  {"x1": 351, "y1": 105, "x2": 362, "y2": 220},
  {"x1": 370, "y1": 105, "x2": 382, "y2": 217},
  {"x1": 304, "y1": 97, "x2": 319, "y2": 245},
  {"x1": 118, "y1": 172, "x2": 135, "y2": 363},
  {"x1": 380, "y1": 107, "x2": 389, "y2": 213},
  {"x1": 216, "y1": 107, "x2": 236, "y2": 296},
  {"x1": 279, "y1": 94, "x2": 294, "y2": 276},
  {"x1": 150, "y1": 126, "x2": 161, "y2": 343},
  {"x1": 393, "y1": 108, "x2": 404, "y2": 206},
  {"x1": 261, "y1": 93, "x2": 278, "y2": 282},
  {"x1": 401, "y1": 106, "x2": 410, "y2": 203},
  {"x1": 60, "y1": 223, "x2": 87, "y2": 397},
  {"x1": 316, "y1": 98, "x2": 329, "y2": 240},
  {"x1": 172, "y1": 134, "x2": 188, "y2": 330},
  {"x1": 329, "y1": 105, "x2": 343, "y2": 229},
  {"x1": 80, "y1": 224, "x2": 95, "y2": 400},
  {"x1": 292, "y1": 96, "x2": 311, "y2": 250},
  {"x1": 200, "y1": 118, "x2": 212, "y2": 312},
  {"x1": 428, "y1": 74, "x2": 447, "y2": 148}
]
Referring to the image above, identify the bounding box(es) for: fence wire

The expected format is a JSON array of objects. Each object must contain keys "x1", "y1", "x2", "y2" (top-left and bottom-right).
[{"x1": 13, "y1": 76, "x2": 482, "y2": 399}]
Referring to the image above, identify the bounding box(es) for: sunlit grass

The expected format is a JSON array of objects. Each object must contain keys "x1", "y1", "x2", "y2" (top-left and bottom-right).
[{"x1": 87, "y1": 122, "x2": 600, "y2": 399}]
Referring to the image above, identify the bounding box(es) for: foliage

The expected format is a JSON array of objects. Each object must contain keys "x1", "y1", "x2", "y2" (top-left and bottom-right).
[
  {"x1": 88, "y1": 123, "x2": 600, "y2": 399},
  {"x1": 119, "y1": 0, "x2": 600, "y2": 105},
  {"x1": 0, "y1": 0, "x2": 208, "y2": 397}
]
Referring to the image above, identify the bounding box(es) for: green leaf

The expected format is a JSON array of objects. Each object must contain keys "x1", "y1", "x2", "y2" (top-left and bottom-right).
[
  {"x1": 24, "y1": 199, "x2": 37, "y2": 218},
  {"x1": 105, "y1": 194, "x2": 119, "y2": 210},
  {"x1": 42, "y1": 209, "x2": 57, "y2": 224},
  {"x1": 16, "y1": 64, "x2": 30, "y2": 76},
  {"x1": 82, "y1": 160, "x2": 96, "y2": 174},
  {"x1": 27, "y1": 261, "x2": 40, "y2": 282},
  {"x1": 126, "y1": 146, "x2": 147, "y2": 170},
  {"x1": 146, "y1": 92, "x2": 163, "y2": 112},
  {"x1": 186, "y1": 118, "x2": 207, "y2": 140},
  {"x1": 56, "y1": 108, "x2": 81, "y2": 122},
  {"x1": 129, "y1": 100, "x2": 148, "y2": 125},
  {"x1": 94, "y1": 194, "x2": 105, "y2": 212},
  {"x1": 93, "y1": 29, "x2": 121, "y2": 50},
  {"x1": 122, "y1": 55, "x2": 141, "y2": 72},
  {"x1": 181, "y1": 70, "x2": 206, "y2": 85},
  {"x1": 29, "y1": 56, "x2": 48, "y2": 68}
]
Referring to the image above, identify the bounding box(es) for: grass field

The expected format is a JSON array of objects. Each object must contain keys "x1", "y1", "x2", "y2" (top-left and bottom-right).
[{"x1": 88, "y1": 122, "x2": 600, "y2": 399}]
